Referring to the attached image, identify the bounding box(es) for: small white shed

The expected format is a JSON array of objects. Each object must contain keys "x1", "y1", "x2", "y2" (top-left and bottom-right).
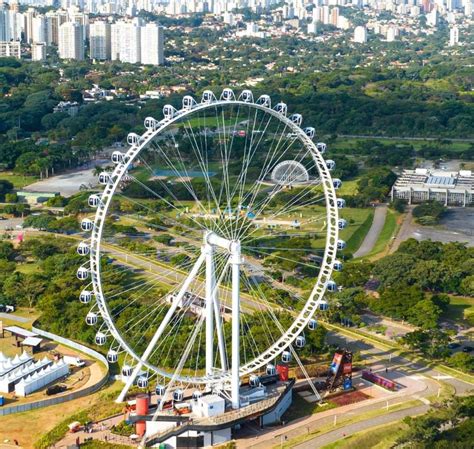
[{"x1": 196, "y1": 394, "x2": 225, "y2": 418}]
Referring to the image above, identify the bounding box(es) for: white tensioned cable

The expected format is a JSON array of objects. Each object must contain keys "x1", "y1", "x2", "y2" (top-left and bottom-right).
[{"x1": 88, "y1": 92, "x2": 339, "y2": 385}]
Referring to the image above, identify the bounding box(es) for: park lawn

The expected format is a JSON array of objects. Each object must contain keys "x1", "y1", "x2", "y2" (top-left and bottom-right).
[
  {"x1": 337, "y1": 179, "x2": 359, "y2": 196},
  {"x1": 442, "y1": 296, "x2": 474, "y2": 325},
  {"x1": 0, "y1": 172, "x2": 37, "y2": 189},
  {"x1": 320, "y1": 421, "x2": 408, "y2": 449},
  {"x1": 345, "y1": 209, "x2": 374, "y2": 254},
  {"x1": 339, "y1": 208, "x2": 374, "y2": 253},
  {"x1": 282, "y1": 392, "x2": 337, "y2": 422},
  {"x1": 365, "y1": 209, "x2": 400, "y2": 260}
]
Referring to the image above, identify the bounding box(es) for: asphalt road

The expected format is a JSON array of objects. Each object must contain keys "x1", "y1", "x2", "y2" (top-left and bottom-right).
[
  {"x1": 353, "y1": 205, "x2": 387, "y2": 258},
  {"x1": 293, "y1": 405, "x2": 429, "y2": 449}
]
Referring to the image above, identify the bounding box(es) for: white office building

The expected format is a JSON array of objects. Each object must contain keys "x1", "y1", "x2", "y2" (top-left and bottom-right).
[
  {"x1": 140, "y1": 23, "x2": 164, "y2": 65},
  {"x1": 58, "y1": 21, "x2": 84, "y2": 60},
  {"x1": 353, "y1": 25, "x2": 367, "y2": 43},
  {"x1": 90, "y1": 20, "x2": 111, "y2": 60},
  {"x1": 391, "y1": 169, "x2": 474, "y2": 206}
]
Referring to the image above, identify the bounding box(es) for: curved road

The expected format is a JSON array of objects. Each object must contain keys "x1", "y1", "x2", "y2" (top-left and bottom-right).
[
  {"x1": 294, "y1": 404, "x2": 429, "y2": 449},
  {"x1": 353, "y1": 205, "x2": 387, "y2": 258}
]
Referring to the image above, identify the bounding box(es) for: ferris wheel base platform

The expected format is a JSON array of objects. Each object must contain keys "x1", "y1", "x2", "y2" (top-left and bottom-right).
[{"x1": 142, "y1": 379, "x2": 294, "y2": 447}]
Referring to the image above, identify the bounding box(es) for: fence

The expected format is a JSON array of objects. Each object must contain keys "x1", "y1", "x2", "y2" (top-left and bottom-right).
[{"x1": 0, "y1": 327, "x2": 109, "y2": 416}]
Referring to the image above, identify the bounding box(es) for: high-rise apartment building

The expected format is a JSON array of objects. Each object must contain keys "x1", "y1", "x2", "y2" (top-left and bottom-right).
[
  {"x1": 0, "y1": 4, "x2": 10, "y2": 41},
  {"x1": 32, "y1": 15, "x2": 47, "y2": 43},
  {"x1": 32, "y1": 42, "x2": 47, "y2": 60},
  {"x1": 353, "y1": 25, "x2": 368, "y2": 43},
  {"x1": 58, "y1": 21, "x2": 84, "y2": 60},
  {"x1": 119, "y1": 20, "x2": 141, "y2": 64},
  {"x1": 46, "y1": 11, "x2": 68, "y2": 45},
  {"x1": 449, "y1": 26, "x2": 459, "y2": 45},
  {"x1": 140, "y1": 23, "x2": 164, "y2": 65},
  {"x1": 90, "y1": 20, "x2": 111, "y2": 60}
]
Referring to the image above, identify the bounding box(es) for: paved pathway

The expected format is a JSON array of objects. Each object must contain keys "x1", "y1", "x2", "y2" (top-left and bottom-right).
[
  {"x1": 293, "y1": 404, "x2": 429, "y2": 449},
  {"x1": 0, "y1": 313, "x2": 29, "y2": 323},
  {"x1": 353, "y1": 205, "x2": 387, "y2": 258}
]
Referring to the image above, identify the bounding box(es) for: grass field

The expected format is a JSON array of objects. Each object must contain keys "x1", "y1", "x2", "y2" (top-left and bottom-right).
[
  {"x1": 345, "y1": 209, "x2": 374, "y2": 254},
  {"x1": 320, "y1": 421, "x2": 407, "y2": 449},
  {"x1": 0, "y1": 382, "x2": 123, "y2": 449},
  {"x1": 0, "y1": 172, "x2": 37, "y2": 189},
  {"x1": 337, "y1": 179, "x2": 359, "y2": 196},
  {"x1": 442, "y1": 296, "x2": 474, "y2": 325}
]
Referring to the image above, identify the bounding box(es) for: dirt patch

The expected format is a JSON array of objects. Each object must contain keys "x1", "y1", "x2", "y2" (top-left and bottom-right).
[{"x1": 329, "y1": 390, "x2": 371, "y2": 407}]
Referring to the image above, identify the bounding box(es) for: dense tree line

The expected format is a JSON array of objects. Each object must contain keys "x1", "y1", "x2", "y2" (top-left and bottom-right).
[{"x1": 396, "y1": 396, "x2": 474, "y2": 448}]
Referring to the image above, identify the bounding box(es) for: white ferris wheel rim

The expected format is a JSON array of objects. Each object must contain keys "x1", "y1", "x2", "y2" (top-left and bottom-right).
[{"x1": 88, "y1": 89, "x2": 339, "y2": 385}]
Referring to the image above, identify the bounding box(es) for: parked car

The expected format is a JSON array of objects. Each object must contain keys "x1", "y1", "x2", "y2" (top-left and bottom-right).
[
  {"x1": 0, "y1": 304, "x2": 15, "y2": 313},
  {"x1": 447, "y1": 342, "x2": 461, "y2": 350},
  {"x1": 46, "y1": 384, "x2": 67, "y2": 396},
  {"x1": 462, "y1": 346, "x2": 473, "y2": 353}
]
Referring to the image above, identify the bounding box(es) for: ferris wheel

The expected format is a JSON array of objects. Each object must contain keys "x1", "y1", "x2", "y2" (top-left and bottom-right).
[{"x1": 76, "y1": 88, "x2": 346, "y2": 409}]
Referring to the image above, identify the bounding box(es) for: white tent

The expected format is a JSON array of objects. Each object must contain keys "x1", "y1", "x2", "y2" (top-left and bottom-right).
[{"x1": 15, "y1": 360, "x2": 69, "y2": 397}]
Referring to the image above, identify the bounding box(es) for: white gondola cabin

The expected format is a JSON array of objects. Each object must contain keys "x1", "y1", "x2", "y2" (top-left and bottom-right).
[
  {"x1": 88, "y1": 194, "x2": 100, "y2": 208},
  {"x1": 282, "y1": 351, "x2": 292, "y2": 363},
  {"x1": 80, "y1": 290, "x2": 92, "y2": 304},
  {"x1": 173, "y1": 389, "x2": 184, "y2": 402},
  {"x1": 308, "y1": 318, "x2": 318, "y2": 330},
  {"x1": 327, "y1": 280, "x2": 338, "y2": 292},
  {"x1": 317, "y1": 142, "x2": 327, "y2": 154},
  {"x1": 295, "y1": 336, "x2": 306, "y2": 348},
  {"x1": 86, "y1": 312, "x2": 98, "y2": 326},
  {"x1": 98, "y1": 172, "x2": 111, "y2": 185},
  {"x1": 107, "y1": 350, "x2": 118, "y2": 363},
  {"x1": 266, "y1": 364, "x2": 276, "y2": 375},
  {"x1": 325, "y1": 160, "x2": 336, "y2": 170},
  {"x1": 337, "y1": 239, "x2": 346, "y2": 250},
  {"x1": 95, "y1": 332, "x2": 106, "y2": 346},
  {"x1": 249, "y1": 375, "x2": 260, "y2": 387},
  {"x1": 77, "y1": 266, "x2": 89, "y2": 280},
  {"x1": 137, "y1": 375, "x2": 149, "y2": 388},
  {"x1": 81, "y1": 218, "x2": 93, "y2": 232},
  {"x1": 319, "y1": 300, "x2": 329, "y2": 311},
  {"x1": 77, "y1": 242, "x2": 90, "y2": 256}
]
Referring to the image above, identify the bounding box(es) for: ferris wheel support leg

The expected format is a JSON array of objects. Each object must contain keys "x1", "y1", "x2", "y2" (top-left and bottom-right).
[
  {"x1": 116, "y1": 252, "x2": 206, "y2": 403},
  {"x1": 213, "y1": 291, "x2": 228, "y2": 372},
  {"x1": 204, "y1": 243, "x2": 215, "y2": 377},
  {"x1": 230, "y1": 243, "x2": 241, "y2": 410}
]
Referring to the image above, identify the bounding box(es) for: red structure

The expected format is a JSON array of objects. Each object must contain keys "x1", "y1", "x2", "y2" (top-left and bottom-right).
[
  {"x1": 362, "y1": 371, "x2": 396, "y2": 391},
  {"x1": 276, "y1": 362, "x2": 289, "y2": 381},
  {"x1": 135, "y1": 394, "x2": 150, "y2": 436}
]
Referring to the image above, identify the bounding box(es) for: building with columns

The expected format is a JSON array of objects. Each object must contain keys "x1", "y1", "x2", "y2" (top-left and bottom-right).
[{"x1": 391, "y1": 169, "x2": 474, "y2": 207}]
